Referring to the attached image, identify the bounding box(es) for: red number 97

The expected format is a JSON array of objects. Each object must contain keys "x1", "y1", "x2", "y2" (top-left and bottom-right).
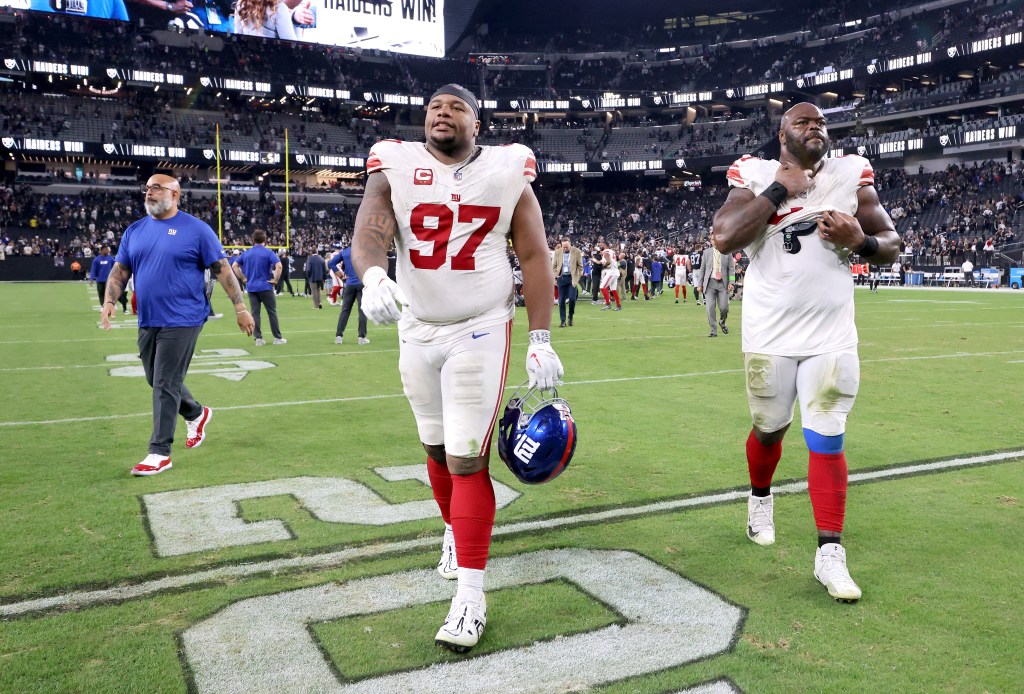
[{"x1": 408, "y1": 203, "x2": 500, "y2": 271}]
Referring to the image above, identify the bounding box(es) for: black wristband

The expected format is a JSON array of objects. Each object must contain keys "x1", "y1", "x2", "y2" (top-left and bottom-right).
[
  {"x1": 759, "y1": 182, "x2": 789, "y2": 208},
  {"x1": 104, "y1": 301, "x2": 115, "y2": 306},
  {"x1": 856, "y1": 234, "x2": 880, "y2": 258}
]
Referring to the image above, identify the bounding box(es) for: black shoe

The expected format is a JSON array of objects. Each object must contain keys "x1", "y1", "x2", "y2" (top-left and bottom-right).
[
  {"x1": 720, "y1": 322, "x2": 728, "y2": 334},
  {"x1": 708, "y1": 332, "x2": 717, "y2": 337},
  {"x1": 568, "y1": 318, "x2": 573, "y2": 326},
  {"x1": 559, "y1": 321, "x2": 566, "y2": 328}
]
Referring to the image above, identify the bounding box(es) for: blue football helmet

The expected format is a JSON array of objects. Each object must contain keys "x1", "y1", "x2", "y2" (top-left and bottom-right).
[{"x1": 497, "y1": 383, "x2": 576, "y2": 484}]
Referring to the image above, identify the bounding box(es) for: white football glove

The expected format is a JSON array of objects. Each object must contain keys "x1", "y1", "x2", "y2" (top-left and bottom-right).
[
  {"x1": 526, "y1": 330, "x2": 564, "y2": 389},
  {"x1": 360, "y1": 265, "x2": 409, "y2": 325}
]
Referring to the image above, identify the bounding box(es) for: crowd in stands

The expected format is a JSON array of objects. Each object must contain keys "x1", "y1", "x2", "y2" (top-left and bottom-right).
[
  {"x1": 3, "y1": 161, "x2": 1021, "y2": 271},
  {"x1": 1, "y1": 0, "x2": 1020, "y2": 102}
]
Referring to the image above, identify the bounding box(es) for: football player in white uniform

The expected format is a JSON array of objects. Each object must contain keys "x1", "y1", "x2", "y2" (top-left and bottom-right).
[
  {"x1": 351, "y1": 84, "x2": 563, "y2": 652},
  {"x1": 672, "y1": 249, "x2": 691, "y2": 303},
  {"x1": 598, "y1": 243, "x2": 621, "y2": 310},
  {"x1": 712, "y1": 102, "x2": 899, "y2": 602}
]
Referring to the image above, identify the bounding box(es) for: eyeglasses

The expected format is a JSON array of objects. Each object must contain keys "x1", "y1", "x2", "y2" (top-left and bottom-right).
[{"x1": 141, "y1": 184, "x2": 174, "y2": 194}]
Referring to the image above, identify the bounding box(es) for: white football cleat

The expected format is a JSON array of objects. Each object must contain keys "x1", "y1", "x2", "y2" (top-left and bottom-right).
[
  {"x1": 746, "y1": 493, "x2": 776, "y2": 546},
  {"x1": 815, "y1": 543, "x2": 862, "y2": 602},
  {"x1": 358, "y1": 337, "x2": 371, "y2": 345},
  {"x1": 254, "y1": 338, "x2": 266, "y2": 346},
  {"x1": 435, "y1": 595, "x2": 486, "y2": 653},
  {"x1": 273, "y1": 338, "x2": 287, "y2": 345},
  {"x1": 436, "y1": 526, "x2": 458, "y2": 580}
]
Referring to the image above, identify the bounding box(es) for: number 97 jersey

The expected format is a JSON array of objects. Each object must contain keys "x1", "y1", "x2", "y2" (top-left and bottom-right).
[{"x1": 367, "y1": 140, "x2": 537, "y2": 335}]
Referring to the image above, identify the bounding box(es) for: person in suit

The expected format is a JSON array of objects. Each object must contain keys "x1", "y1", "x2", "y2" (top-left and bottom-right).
[
  {"x1": 304, "y1": 250, "x2": 328, "y2": 309},
  {"x1": 551, "y1": 237, "x2": 583, "y2": 327},
  {"x1": 700, "y1": 241, "x2": 734, "y2": 337}
]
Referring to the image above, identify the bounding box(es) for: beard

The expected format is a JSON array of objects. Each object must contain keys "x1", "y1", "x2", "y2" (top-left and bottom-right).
[{"x1": 145, "y1": 198, "x2": 173, "y2": 217}]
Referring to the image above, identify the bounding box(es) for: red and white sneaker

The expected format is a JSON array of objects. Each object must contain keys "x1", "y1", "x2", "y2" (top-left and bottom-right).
[
  {"x1": 185, "y1": 406, "x2": 212, "y2": 449},
  {"x1": 131, "y1": 454, "x2": 172, "y2": 476}
]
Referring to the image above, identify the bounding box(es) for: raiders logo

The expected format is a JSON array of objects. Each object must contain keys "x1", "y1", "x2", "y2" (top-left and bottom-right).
[
  {"x1": 601, "y1": 162, "x2": 610, "y2": 172},
  {"x1": 796, "y1": 78, "x2": 805, "y2": 88},
  {"x1": 947, "y1": 47, "x2": 958, "y2": 58},
  {"x1": 3, "y1": 59, "x2": 16, "y2": 70},
  {"x1": 285, "y1": 85, "x2": 296, "y2": 95},
  {"x1": 581, "y1": 99, "x2": 591, "y2": 109},
  {"x1": 653, "y1": 96, "x2": 663, "y2": 105},
  {"x1": 1, "y1": 137, "x2": 16, "y2": 149},
  {"x1": 103, "y1": 143, "x2": 116, "y2": 154},
  {"x1": 203, "y1": 149, "x2": 214, "y2": 160},
  {"x1": 363, "y1": 92, "x2": 373, "y2": 101},
  {"x1": 199, "y1": 77, "x2": 211, "y2": 87},
  {"x1": 857, "y1": 146, "x2": 867, "y2": 156},
  {"x1": 867, "y1": 64, "x2": 876, "y2": 75},
  {"x1": 106, "y1": 68, "x2": 118, "y2": 79},
  {"x1": 675, "y1": 158, "x2": 686, "y2": 169},
  {"x1": 939, "y1": 135, "x2": 950, "y2": 146},
  {"x1": 509, "y1": 100, "x2": 520, "y2": 110},
  {"x1": 295, "y1": 154, "x2": 306, "y2": 164},
  {"x1": 725, "y1": 89, "x2": 735, "y2": 98}
]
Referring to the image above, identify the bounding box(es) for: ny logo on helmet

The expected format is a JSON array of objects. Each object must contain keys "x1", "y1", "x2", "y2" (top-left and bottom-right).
[{"x1": 512, "y1": 434, "x2": 541, "y2": 464}]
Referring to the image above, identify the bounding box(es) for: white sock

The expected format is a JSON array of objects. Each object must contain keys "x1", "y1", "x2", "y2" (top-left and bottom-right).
[{"x1": 456, "y1": 567, "x2": 485, "y2": 604}]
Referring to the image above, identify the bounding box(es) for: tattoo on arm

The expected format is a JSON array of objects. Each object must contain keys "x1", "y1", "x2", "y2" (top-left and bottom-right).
[
  {"x1": 216, "y1": 267, "x2": 246, "y2": 307},
  {"x1": 104, "y1": 263, "x2": 131, "y2": 304},
  {"x1": 352, "y1": 173, "x2": 397, "y2": 276}
]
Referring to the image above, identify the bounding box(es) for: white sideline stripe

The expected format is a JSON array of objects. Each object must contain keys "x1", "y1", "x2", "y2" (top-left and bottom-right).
[
  {"x1": 1, "y1": 448, "x2": 1019, "y2": 619},
  {"x1": 4, "y1": 349, "x2": 1024, "y2": 427}
]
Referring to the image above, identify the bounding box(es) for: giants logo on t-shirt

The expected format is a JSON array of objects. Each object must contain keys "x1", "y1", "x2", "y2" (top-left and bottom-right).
[{"x1": 413, "y1": 168, "x2": 433, "y2": 185}]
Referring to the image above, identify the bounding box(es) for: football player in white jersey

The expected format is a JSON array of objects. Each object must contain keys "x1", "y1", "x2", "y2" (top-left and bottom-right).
[
  {"x1": 351, "y1": 84, "x2": 563, "y2": 653},
  {"x1": 672, "y1": 249, "x2": 691, "y2": 303},
  {"x1": 598, "y1": 243, "x2": 621, "y2": 310},
  {"x1": 712, "y1": 102, "x2": 899, "y2": 603}
]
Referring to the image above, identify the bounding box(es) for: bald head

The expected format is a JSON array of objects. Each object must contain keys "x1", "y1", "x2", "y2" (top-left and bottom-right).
[
  {"x1": 779, "y1": 102, "x2": 829, "y2": 165},
  {"x1": 144, "y1": 174, "x2": 180, "y2": 219}
]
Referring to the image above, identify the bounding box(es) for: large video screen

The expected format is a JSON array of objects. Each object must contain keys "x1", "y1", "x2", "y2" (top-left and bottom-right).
[{"x1": 2, "y1": 0, "x2": 447, "y2": 58}]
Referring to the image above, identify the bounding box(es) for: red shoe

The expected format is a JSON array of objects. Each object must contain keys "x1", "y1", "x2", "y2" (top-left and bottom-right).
[
  {"x1": 185, "y1": 406, "x2": 212, "y2": 449},
  {"x1": 131, "y1": 454, "x2": 172, "y2": 476}
]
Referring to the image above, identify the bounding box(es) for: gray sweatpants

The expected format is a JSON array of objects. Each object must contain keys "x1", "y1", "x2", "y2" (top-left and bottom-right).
[{"x1": 138, "y1": 326, "x2": 204, "y2": 456}]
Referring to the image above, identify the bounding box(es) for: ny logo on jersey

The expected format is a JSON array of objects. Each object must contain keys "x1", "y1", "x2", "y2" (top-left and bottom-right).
[
  {"x1": 167, "y1": 228, "x2": 177, "y2": 236},
  {"x1": 451, "y1": 193, "x2": 461, "y2": 202},
  {"x1": 513, "y1": 433, "x2": 541, "y2": 464},
  {"x1": 413, "y1": 168, "x2": 433, "y2": 185}
]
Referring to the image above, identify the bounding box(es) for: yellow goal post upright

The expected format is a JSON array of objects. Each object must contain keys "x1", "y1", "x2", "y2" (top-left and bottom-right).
[{"x1": 218, "y1": 127, "x2": 291, "y2": 254}]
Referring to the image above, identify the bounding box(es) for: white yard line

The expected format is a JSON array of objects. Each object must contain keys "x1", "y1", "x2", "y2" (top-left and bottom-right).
[
  {"x1": 1, "y1": 448, "x2": 1019, "y2": 618},
  {"x1": 3, "y1": 348, "x2": 1024, "y2": 426}
]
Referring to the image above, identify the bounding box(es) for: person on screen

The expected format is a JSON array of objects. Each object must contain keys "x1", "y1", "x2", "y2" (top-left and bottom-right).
[
  {"x1": 30, "y1": 0, "x2": 128, "y2": 21},
  {"x1": 233, "y1": 0, "x2": 311, "y2": 38}
]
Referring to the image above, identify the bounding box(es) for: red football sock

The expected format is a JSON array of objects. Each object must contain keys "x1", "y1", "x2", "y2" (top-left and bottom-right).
[
  {"x1": 449, "y1": 468, "x2": 496, "y2": 570},
  {"x1": 746, "y1": 429, "x2": 783, "y2": 489},
  {"x1": 601, "y1": 287, "x2": 611, "y2": 304},
  {"x1": 642, "y1": 284, "x2": 649, "y2": 298},
  {"x1": 426, "y1": 456, "x2": 452, "y2": 525},
  {"x1": 808, "y1": 451, "x2": 848, "y2": 533},
  {"x1": 681, "y1": 285, "x2": 687, "y2": 300},
  {"x1": 611, "y1": 290, "x2": 621, "y2": 308},
  {"x1": 675, "y1": 285, "x2": 680, "y2": 298},
  {"x1": 329, "y1": 285, "x2": 341, "y2": 301}
]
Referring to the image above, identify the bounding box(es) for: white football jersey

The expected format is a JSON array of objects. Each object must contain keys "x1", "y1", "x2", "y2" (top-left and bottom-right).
[
  {"x1": 367, "y1": 140, "x2": 537, "y2": 343},
  {"x1": 727, "y1": 154, "x2": 874, "y2": 356},
  {"x1": 672, "y1": 253, "x2": 689, "y2": 275}
]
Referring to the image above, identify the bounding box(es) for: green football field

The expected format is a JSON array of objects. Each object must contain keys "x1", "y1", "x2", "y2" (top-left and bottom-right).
[{"x1": 0, "y1": 281, "x2": 1021, "y2": 693}]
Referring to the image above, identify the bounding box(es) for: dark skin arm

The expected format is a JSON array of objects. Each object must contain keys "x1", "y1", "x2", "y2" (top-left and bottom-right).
[
  {"x1": 509, "y1": 184, "x2": 554, "y2": 332},
  {"x1": 352, "y1": 172, "x2": 397, "y2": 279},
  {"x1": 100, "y1": 262, "x2": 131, "y2": 330},
  {"x1": 712, "y1": 163, "x2": 815, "y2": 254}
]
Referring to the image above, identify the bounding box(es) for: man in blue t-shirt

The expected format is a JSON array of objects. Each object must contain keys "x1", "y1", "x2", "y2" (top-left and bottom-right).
[
  {"x1": 89, "y1": 246, "x2": 128, "y2": 314},
  {"x1": 100, "y1": 174, "x2": 254, "y2": 477},
  {"x1": 233, "y1": 230, "x2": 286, "y2": 347},
  {"x1": 327, "y1": 246, "x2": 369, "y2": 345}
]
